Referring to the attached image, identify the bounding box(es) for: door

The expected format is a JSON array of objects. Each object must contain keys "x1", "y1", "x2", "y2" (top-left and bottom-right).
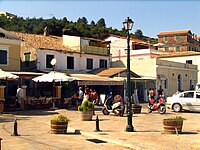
[
  {"x1": 180, "y1": 91, "x2": 196, "y2": 111},
  {"x1": 195, "y1": 91, "x2": 200, "y2": 111}
]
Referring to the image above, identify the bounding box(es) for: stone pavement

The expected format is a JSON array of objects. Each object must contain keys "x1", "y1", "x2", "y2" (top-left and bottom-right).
[{"x1": 1, "y1": 104, "x2": 200, "y2": 150}]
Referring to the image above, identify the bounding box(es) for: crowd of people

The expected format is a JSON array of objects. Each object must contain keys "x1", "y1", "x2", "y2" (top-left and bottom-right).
[{"x1": 71, "y1": 87, "x2": 100, "y2": 114}]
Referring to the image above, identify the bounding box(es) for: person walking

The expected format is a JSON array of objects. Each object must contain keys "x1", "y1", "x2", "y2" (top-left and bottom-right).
[{"x1": 16, "y1": 86, "x2": 25, "y2": 110}]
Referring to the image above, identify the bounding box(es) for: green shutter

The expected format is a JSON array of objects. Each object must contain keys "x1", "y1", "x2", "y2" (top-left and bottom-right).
[
  {"x1": 165, "y1": 47, "x2": 169, "y2": 52},
  {"x1": 25, "y1": 53, "x2": 30, "y2": 62},
  {"x1": 176, "y1": 35, "x2": 180, "y2": 40},
  {"x1": 164, "y1": 36, "x2": 168, "y2": 41},
  {"x1": 176, "y1": 46, "x2": 180, "y2": 52}
]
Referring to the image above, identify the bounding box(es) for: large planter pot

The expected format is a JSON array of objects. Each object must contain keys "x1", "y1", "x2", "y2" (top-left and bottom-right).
[
  {"x1": 81, "y1": 112, "x2": 93, "y2": 121},
  {"x1": 132, "y1": 105, "x2": 142, "y2": 114},
  {"x1": 163, "y1": 119, "x2": 183, "y2": 134},
  {"x1": 50, "y1": 121, "x2": 68, "y2": 134}
]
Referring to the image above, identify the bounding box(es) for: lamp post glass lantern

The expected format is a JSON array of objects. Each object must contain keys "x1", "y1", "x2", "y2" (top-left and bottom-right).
[{"x1": 124, "y1": 17, "x2": 134, "y2": 132}]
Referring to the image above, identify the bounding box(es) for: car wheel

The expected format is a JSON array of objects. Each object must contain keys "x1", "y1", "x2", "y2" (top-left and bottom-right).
[{"x1": 172, "y1": 103, "x2": 182, "y2": 112}]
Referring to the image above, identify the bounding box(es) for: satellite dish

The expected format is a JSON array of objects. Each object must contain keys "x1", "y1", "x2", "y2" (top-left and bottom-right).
[{"x1": 50, "y1": 58, "x2": 57, "y2": 66}]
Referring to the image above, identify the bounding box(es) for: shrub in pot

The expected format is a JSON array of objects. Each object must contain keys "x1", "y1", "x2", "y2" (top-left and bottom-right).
[
  {"x1": 163, "y1": 116, "x2": 186, "y2": 134},
  {"x1": 50, "y1": 115, "x2": 69, "y2": 134},
  {"x1": 78, "y1": 100, "x2": 93, "y2": 121}
]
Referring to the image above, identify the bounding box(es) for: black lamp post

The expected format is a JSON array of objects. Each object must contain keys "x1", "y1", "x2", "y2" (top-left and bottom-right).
[{"x1": 123, "y1": 17, "x2": 134, "y2": 132}]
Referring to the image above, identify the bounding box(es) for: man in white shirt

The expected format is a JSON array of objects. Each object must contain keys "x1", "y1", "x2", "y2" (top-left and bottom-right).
[{"x1": 16, "y1": 86, "x2": 24, "y2": 110}]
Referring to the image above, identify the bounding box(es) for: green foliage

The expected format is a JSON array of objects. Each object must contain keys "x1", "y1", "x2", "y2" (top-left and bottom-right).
[
  {"x1": 135, "y1": 29, "x2": 143, "y2": 40},
  {"x1": 0, "y1": 15, "x2": 157, "y2": 41},
  {"x1": 51, "y1": 115, "x2": 69, "y2": 123},
  {"x1": 78, "y1": 100, "x2": 93, "y2": 112},
  {"x1": 165, "y1": 116, "x2": 186, "y2": 121}
]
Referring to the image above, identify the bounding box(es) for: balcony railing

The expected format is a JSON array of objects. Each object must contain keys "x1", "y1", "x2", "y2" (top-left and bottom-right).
[{"x1": 81, "y1": 45, "x2": 110, "y2": 55}]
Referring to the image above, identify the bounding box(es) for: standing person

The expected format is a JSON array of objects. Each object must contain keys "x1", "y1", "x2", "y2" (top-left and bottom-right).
[
  {"x1": 82, "y1": 87, "x2": 91, "y2": 103},
  {"x1": 16, "y1": 86, "x2": 25, "y2": 110},
  {"x1": 157, "y1": 85, "x2": 164, "y2": 97},
  {"x1": 77, "y1": 87, "x2": 84, "y2": 106},
  {"x1": 149, "y1": 88, "x2": 155, "y2": 100},
  {"x1": 90, "y1": 89, "x2": 99, "y2": 105}
]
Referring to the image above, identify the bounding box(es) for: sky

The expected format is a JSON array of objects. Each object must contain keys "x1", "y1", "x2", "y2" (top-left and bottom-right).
[{"x1": 0, "y1": 0, "x2": 200, "y2": 38}]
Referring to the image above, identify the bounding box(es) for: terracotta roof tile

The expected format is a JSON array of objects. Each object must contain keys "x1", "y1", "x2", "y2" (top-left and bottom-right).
[
  {"x1": 89, "y1": 67, "x2": 140, "y2": 78},
  {"x1": 10, "y1": 31, "x2": 78, "y2": 53},
  {"x1": 157, "y1": 30, "x2": 191, "y2": 36}
]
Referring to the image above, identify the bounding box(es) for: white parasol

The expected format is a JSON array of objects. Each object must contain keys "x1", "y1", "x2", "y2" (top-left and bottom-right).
[
  {"x1": 32, "y1": 71, "x2": 74, "y2": 82},
  {"x1": 0, "y1": 69, "x2": 19, "y2": 80}
]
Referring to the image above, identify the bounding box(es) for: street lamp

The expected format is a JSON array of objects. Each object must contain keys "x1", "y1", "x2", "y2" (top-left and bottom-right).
[{"x1": 123, "y1": 17, "x2": 134, "y2": 132}]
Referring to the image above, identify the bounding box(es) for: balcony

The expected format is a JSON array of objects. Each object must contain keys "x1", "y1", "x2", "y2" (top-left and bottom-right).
[{"x1": 81, "y1": 45, "x2": 110, "y2": 56}]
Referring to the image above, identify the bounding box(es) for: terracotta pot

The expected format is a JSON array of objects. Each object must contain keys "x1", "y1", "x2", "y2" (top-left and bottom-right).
[
  {"x1": 50, "y1": 121, "x2": 68, "y2": 134},
  {"x1": 81, "y1": 112, "x2": 93, "y2": 121},
  {"x1": 132, "y1": 105, "x2": 142, "y2": 114},
  {"x1": 163, "y1": 119, "x2": 183, "y2": 134}
]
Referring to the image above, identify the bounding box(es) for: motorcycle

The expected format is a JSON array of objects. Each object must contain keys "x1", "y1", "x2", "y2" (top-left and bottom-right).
[
  {"x1": 102, "y1": 95, "x2": 125, "y2": 116},
  {"x1": 148, "y1": 95, "x2": 166, "y2": 114}
]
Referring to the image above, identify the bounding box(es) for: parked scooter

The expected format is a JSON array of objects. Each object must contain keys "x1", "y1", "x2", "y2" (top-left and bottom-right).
[
  {"x1": 102, "y1": 95, "x2": 125, "y2": 116},
  {"x1": 148, "y1": 95, "x2": 166, "y2": 114}
]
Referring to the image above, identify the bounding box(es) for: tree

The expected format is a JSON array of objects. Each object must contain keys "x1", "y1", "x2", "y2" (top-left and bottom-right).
[
  {"x1": 135, "y1": 29, "x2": 143, "y2": 40},
  {"x1": 0, "y1": 15, "x2": 156, "y2": 41},
  {"x1": 90, "y1": 20, "x2": 95, "y2": 26},
  {"x1": 77, "y1": 17, "x2": 88, "y2": 25},
  {"x1": 96, "y1": 18, "x2": 106, "y2": 27}
]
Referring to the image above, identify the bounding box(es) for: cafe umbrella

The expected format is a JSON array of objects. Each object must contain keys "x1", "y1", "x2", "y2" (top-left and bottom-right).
[
  {"x1": 32, "y1": 71, "x2": 74, "y2": 83},
  {"x1": 0, "y1": 69, "x2": 19, "y2": 80},
  {"x1": 32, "y1": 71, "x2": 74, "y2": 109}
]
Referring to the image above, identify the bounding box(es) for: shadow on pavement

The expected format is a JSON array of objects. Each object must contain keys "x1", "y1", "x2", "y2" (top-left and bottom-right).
[
  {"x1": 11, "y1": 110, "x2": 59, "y2": 116},
  {"x1": 181, "y1": 131, "x2": 199, "y2": 135}
]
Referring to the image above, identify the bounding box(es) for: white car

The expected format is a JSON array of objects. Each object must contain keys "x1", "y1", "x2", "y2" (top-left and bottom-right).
[{"x1": 166, "y1": 90, "x2": 200, "y2": 112}]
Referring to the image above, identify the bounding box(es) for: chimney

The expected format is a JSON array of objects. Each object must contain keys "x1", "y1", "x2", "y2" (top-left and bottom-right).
[{"x1": 43, "y1": 26, "x2": 49, "y2": 36}]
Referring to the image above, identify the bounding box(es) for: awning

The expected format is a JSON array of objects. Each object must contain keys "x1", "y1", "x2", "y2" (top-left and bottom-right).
[
  {"x1": 158, "y1": 74, "x2": 166, "y2": 80},
  {"x1": 70, "y1": 74, "x2": 123, "y2": 86}
]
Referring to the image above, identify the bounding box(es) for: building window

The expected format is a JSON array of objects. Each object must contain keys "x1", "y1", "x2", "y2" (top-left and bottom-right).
[
  {"x1": 87, "y1": 58, "x2": 93, "y2": 70},
  {"x1": 165, "y1": 47, "x2": 169, "y2": 52},
  {"x1": 67, "y1": 56, "x2": 74, "y2": 69},
  {"x1": 175, "y1": 35, "x2": 180, "y2": 40},
  {"x1": 46, "y1": 54, "x2": 54, "y2": 68},
  {"x1": 24, "y1": 52, "x2": 30, "y2": 67},
  {"x1": 164, "y1": 36, "x2": 168, "y2": 41},
  {"x1": 186, "y1": 60, "x2": 192, "y2": 64},
  {"x1": 176, "y1": 46, "x2": 180, "y2": 52},
  {"x1": 164, "y1": 79, "x2": 168, "y2": 89},
  {"x1": 99, "y1": 59, "x2": 107, "y2": 68},
  {"x1": 187, "y1": 35, "x2": 192, "y2": 43},
  {"x1": 0, "y1": 50, "x2": 7, "y2": 65}
]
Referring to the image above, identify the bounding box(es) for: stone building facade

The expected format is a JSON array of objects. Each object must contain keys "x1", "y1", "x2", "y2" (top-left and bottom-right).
[{"x1": 157, "y1": 30, "x2": 200, "y2": 52}]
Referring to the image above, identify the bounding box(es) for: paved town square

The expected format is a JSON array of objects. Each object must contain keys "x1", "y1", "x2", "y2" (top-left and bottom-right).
[{"x1": 1, "y1": 105, "x2": 200, "y2": 150}]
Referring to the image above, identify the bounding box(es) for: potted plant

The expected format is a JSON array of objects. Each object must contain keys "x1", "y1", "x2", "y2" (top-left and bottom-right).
[
  {"x1": 163, "y1": 116, "x2": 186, "y2": 134},
  {"x1": 132, "y1": 104, "x2": 142, "y2": 114},
  {"x1": 50, "y1": 115, "x2": 69, "y2": 134},
  {"x1": 78, "y1": 100, "x2": 94, "y2": 121}
]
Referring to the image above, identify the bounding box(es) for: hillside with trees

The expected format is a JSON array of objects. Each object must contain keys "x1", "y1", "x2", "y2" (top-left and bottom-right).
[{"x1": 0, "y1": 15, "x2": 157, "y2": 43}]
